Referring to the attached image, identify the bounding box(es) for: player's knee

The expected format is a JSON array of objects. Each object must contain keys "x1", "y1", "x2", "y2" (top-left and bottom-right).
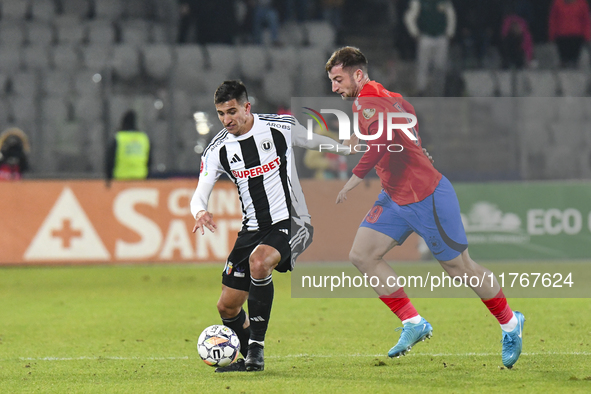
[
  {"x1": 249, "y1": 256, "x2": 275, "y2": 279},
  {"x1": 217, "y1": 299, "x2": 240, "y2": 319},
  {"x1": 349, "y1": 248, "x2": 369, "y2": 269}
]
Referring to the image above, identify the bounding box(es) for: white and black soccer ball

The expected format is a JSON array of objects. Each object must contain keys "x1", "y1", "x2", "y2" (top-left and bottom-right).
[{"x1": 197, "y1": 325, "x2": 240, "y2": 367}]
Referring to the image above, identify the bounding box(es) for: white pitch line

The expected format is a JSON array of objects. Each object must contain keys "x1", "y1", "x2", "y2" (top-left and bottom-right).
[{"x1": 10, "y1": 352, "x2": 590, "y2": 362}]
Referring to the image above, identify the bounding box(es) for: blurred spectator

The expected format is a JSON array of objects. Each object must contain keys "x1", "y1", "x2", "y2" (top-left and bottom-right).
[
  {"x1": 253, "y1": 0, "x2": 281, "y2": 45},
  {"x1": 455, "y1": 0, "x2": 502, "y2": 68},
  {"x1": 0, "y1": 128, "x2": 30, "y2": 181},
  {"x1": 404, "y1": 0, "x2": 456, "y2": 96},
  {"x1": 303, "y1": 123, "x2": 348, "y2": 180},
  {"x1": 105, "y1": 111, "x2": 152, "y2": 185},
  {"x1": 548, "y1": 0, "x2": 591, "y2": 68},
  {"x1": 178, "y1": 0, "x2": 237, "y2": 44},
  {"x1": 500, "y1": 13, "x2": 533, "y2": 69},
  {"x1": 285, "y1": 0, "x2": 310, "y2": 22},
  {"x1": 322, "y1": 0, "x2": 344, "y2": 31}
]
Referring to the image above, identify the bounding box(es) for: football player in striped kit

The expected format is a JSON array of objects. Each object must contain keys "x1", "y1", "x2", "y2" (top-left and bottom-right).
[{"x1": 191, "y1": 80, "x2": 349, "y2": 372}]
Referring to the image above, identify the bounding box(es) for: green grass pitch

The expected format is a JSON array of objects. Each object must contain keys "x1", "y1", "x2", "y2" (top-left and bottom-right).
[{"x1": 1, "y1": 263, "x2": 590, "y2": 393}]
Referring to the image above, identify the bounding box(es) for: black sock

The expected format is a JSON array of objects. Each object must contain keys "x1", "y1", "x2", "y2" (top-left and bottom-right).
[
  {"x1": 248, "y1": 274, "x2": 274, "y2": 343},
  {"x1": 222, "y1": 308, "x2": 251, "y2": 358}
]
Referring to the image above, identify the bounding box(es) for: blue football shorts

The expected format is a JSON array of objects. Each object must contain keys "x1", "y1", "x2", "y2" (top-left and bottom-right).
[{"x1": 360, "y1": 175, "x2": 468, "y2": 261}]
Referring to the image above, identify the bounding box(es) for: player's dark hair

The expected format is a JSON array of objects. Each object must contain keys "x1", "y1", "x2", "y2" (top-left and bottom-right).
[
  {"x1": 120, "y1": 110, "x2": 137, "y2": 130},
  {"x1": 214, "y1": 80, "x2": 249, "y2": 105},
  {"x1": 325, "y1": 46, "x2": 368, "y2": 73}
]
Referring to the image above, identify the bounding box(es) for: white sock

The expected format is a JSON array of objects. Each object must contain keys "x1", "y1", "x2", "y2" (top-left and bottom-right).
[
  {"x1": 402, "y1": 315, "x2": 422, "y2": 325},
  {"x1": 248, "y1": 339, "x2": 264, "y2": 347},
  {"x1": 500, "y1": 313, "x2": 518, "y2": 332}
]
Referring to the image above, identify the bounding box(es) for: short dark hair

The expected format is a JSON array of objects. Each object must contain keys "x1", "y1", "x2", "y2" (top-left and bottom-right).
[
  {"x1": 214, "y1": 80, "x2": 249, "y2": 105},
  {"x1": 121, "y1": 110, "x2": 137, "y2": 130},
  {"x1": 325, "y1": 46, "x2": 368, "y2": 73}
]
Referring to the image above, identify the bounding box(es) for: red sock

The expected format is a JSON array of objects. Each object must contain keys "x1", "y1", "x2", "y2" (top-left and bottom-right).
[
  {"x1": 379, "y1": 287, "x2": 419, "y2": 322},
  {"x1": 482, "y1": 289, "x2": 513, "y2": 324}
]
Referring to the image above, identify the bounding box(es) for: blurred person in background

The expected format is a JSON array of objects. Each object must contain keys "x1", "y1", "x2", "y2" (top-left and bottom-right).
[
  {"x1": 253, "y1": 0, "x2": 281, "y2": 45},
  {"x1": 548, "y1": 0, "x2": 591, "y2": 68},
  {"x1": 0, "y1": 128, "x2": 30, "y2": 181},
  {"x1": 500, "y1": 10, "x2": 533, "y2": 69},
  {"x1": 304, "y1": 119, "x2": 348, "y2": 180},
  {"x1": 404, "y1": 0, "x2": 456, "y2": 96},
  {"x1": 105, "y1": 110, "x2": 152, "y2": 186}
]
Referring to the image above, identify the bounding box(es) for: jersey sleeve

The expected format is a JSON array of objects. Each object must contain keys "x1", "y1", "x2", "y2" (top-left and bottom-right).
[
  {"x1": 190, "y1": 145, "x2": 225, "y2": 217},
  {"x1": 291, "y1": 117, "x2": 350, "y2": 154}
]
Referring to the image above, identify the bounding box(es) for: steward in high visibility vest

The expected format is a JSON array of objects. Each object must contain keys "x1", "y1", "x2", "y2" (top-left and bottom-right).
[{"x1": 105, "y1": 110, "x2": 152, "y2": 184}]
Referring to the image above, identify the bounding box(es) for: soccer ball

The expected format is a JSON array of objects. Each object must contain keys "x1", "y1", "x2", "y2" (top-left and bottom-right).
[{"x1": 197, "y1": 325, "x2": 240, "y2": 367}]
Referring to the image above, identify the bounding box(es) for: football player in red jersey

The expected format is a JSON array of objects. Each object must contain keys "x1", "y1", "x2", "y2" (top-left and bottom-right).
[{"x1": 325, "y1": 46, "x2": 525, "y2": 368}]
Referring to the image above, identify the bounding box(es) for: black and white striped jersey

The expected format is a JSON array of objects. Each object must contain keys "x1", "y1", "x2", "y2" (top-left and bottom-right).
[{"x1": 194, "y1": 113, "x2": 311, "y2": 232}]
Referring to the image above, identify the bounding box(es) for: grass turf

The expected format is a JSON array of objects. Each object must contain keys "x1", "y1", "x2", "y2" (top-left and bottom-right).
[{"x1": 1, "y1": 263, "x2": 590, "y2": 393}]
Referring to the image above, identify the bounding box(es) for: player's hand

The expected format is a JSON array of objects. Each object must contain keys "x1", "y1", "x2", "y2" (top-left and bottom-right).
[
  {"x1": 422, "y1": 148, "x2": 434, "y2": 164},
  {"x1": 343, "y1": 133, "x2": 359, "y2": 149},
  {"x1": 192, "y1": 210, "x2": 217, "y2": 235},
  {"x1": 336, "y1": 188, "x2": 348, "y2": 204}
]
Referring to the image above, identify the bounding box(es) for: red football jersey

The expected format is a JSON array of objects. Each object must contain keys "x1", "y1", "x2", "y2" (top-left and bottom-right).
[{"x1": 351, "y1": 81, "x2": 441, "y2": 205}]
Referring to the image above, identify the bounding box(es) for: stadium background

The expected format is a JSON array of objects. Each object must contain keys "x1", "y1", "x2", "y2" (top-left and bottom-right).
[{"x1": 0, "y1": 0, "x2": 590, "y2": 264}]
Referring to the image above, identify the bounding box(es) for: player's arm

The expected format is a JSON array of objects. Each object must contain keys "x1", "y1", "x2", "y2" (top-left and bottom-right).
[
  {"x1": 336, "y1": 173, "x2": 363, "y2": 204},
  {"x1": 190, "y1": 180, "x2": 217, "y2": 234},
  {"x1": 291, "y1": 119, "x2": 350, "y2": 155},
  {"x1": 190, "y1": 149, "x2": 224, "y2": 234}
]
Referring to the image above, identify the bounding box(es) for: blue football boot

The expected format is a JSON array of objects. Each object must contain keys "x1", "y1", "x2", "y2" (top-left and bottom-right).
[
  {"x1": 388, "y1": 317, "x2": 433, "y2": 358},
  {"x1": 502, "y1": 311, "x2": 525, "y2": 369}
]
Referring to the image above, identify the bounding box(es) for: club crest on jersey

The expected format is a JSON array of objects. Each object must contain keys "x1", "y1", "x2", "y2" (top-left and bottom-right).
[
  {"x1": 224, "y1": 261, "x2": 233, "y2": 275},
  {"x1": 261, "y1": 139, "x2": 273, "y2": 152},
  {"x1": 362, "y1": 108, "x2": 376, "y2": 119}
]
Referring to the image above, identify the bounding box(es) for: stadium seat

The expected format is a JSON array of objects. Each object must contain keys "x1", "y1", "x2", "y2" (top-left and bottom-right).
[
  {"x1": 55, "y1": 17, "x2": 87, "y2": 45},
  {"x1": 150, "y1": 23, "x2": 169, "y2": 43},
  {"x1": 172, "y1": 90, "x2": 193, "y2": 121},
  {"x1": 557, "y1": 71, "x2": 590, "y2": 96},
  {"x1": 0, "y1": 21, "x2": 26, "y2": 47},
  {"x1": 111, "y1": 45, "x2": 140, "y2": 80},
  {"x1": 94, "y1": 0, "x2": 124, "y2": 21},
  {"x1": 124, "y1": 0, "x2": 154, "y2": 19},
  {"x1": 74, "y1": 70, "x2": 103, "y2": 95},
  {"x1": 0, "y1": 97, "x2": 9, "y2": 125},
  {"x1": 534, "y1": 44, "x2": 560, "y2": 70},
  {"x1": 82, "y1": 45, "x2": 113, "y2": 71},
  {"x1": 10, "y1": 71, "x2": 38, "y2": 96},
  {"x1": 298, "y1": 47, "x2": 329, "y2": 96},
  {"x1": 269, "y1": 46, "x2": 298, "y2": 77},
  {"x1": 0, "y1": 73, "x2": 7, "y2": 95},
  {"x1": 206, "y1": 44, "x2": 238, "y2": 75},
  {"x1": 60, "y1": 0, "x2": 91, "y2": 18},
  {"x1": 496, "y1": 70, "x2": 527, "y2": 96},
  {"x1": 26, "y1": 22, "x2": 55, "y2": 46},
  {"x1": 73, "y1": 95, "x2": 103, "y2": 122},
  {"x1": 0, "y1": 46, "x2": 22, "y2": 73},
  {"x1": 120, "y1": 19, "x2": 151, "y2": 45},
  {"x1": 263, "y1": 70, "x2": 293, "y2": 107},
  {"x1": 303, "y1": 21, "x2": 336, "y2": 50},
  {"x1": 52, "y1": 45, "x2": 81, "y2": 72},
  {"x1": 8, "y1": 96, "x2": 36, "y2": 125},
  {"x1": 87, "y1": 20, "x2": 116, "y2": 45},
  {"x1": 85, "y1": 122, "x2": 106, "y2": 172},
  {"x1": 173, "y1": 46, "x2": 206, "y2": 92},
  {"x1": 1, "y1": 0, "x2": 30, "y2": 20},
  {"x1": 22, "y1": 45, "x2": 51, "y2": 70},
  {"x1": 201, "y1": 70, "x2": 230, "y2": 97},
  {"x1": 463, "y1": 70, "x2": 496, "y2": 97},
  {"x1": 277, "y1": 21, "x2": 305, "y2": 46},
  {"x1": 143, "y1": 45, "x2": 173, "y2": 80},
  {"x1": 30, "y1": 0, "x2": 56, "y2": 22},
  {"x1": 41, "y1": 97, "x2": 69, "y2": 122},
  {"x1": 523, "y1": 71, "x2": 559, "y2": 96},
  {"x1": 238, "y1": 45, "x2": 268, "y2": 82},
  {"x1": 42, "y1": 71, "x2": 73, "y2": 97}
]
